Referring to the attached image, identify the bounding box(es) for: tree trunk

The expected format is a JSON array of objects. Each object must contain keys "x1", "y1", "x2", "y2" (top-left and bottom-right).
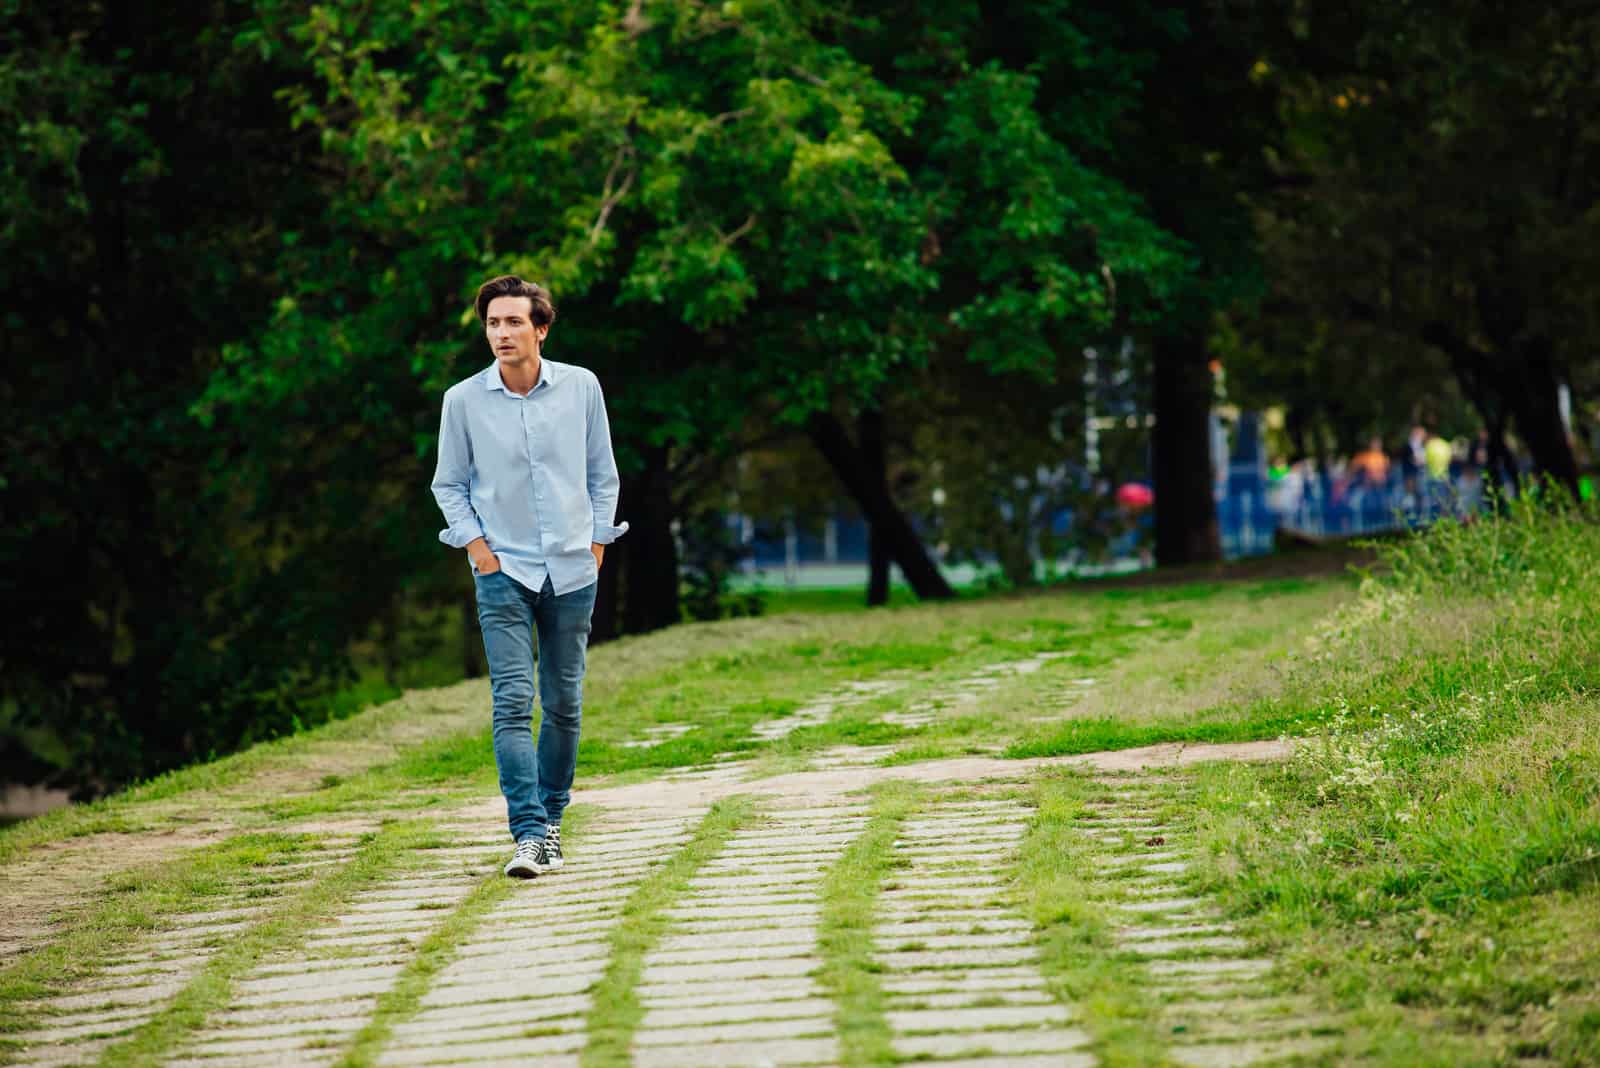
[
  {"x1": 858, "y1": 407, "x2": 891, "y2": 606},
  {"x1": 619, "y1": 443, "x2": 681, "y2": 635},
  {"x1": 806, "y1": 411, "x2": 955, "y2": 600},
  {"x1": 1151, "y1": 333, "x2": 1222, "y2": 566},
  {"x1": 1500, "y1": 342, "x2": 1580, "y2": 496}
]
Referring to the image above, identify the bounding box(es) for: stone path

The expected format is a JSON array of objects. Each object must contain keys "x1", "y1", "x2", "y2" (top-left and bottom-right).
[
  {"x1": 1081, "y1": 777, "x2": 1339, "y2": 1066},
  {"x1": 8, "y1": 826, "x2": 371, "y2": 1068},
  {"x1": 631, "y1": 802, "x2": 868, "y2": 1066},
  {"x1": 377, "y1": 810, "x2": 704, "y2": 1068},
  {"x1": 5, "y1": 742, "x2": 1340, "y2": 1068},
  {"x1": 875, "y1": 800, "x2": 1095, "y2": 1067}
]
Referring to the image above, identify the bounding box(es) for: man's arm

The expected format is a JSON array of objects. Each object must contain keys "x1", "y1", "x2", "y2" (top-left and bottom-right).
[
  {"x1": 431, "y1": 391, "x2": 499, "y2": 572},
  {"x1": 585, "y1": 374, "x2": 629, "y2": 567}
]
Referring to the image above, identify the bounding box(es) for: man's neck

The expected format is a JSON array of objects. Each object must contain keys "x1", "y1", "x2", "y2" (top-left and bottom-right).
[{"x1": 499, "y1": 355, "x2": 542, "y2": 396}]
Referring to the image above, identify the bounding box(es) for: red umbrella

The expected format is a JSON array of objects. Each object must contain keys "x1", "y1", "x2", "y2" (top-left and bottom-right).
[{"x1": 1116, "y1": 482, "x2": 1154, "y2": 509}]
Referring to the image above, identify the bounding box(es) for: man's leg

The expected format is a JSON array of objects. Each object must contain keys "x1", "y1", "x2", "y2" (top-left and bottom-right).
[
  {"x1": 474, "y1": 571, "x2": 548, "y2": 843},
  {"x1": 531, "y1": 577, "x2": 597, "y2": 834}
]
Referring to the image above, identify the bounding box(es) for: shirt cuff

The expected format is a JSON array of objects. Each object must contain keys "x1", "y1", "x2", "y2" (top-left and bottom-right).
[
  {"x1": 439, "y1": 524, "x2": 484, "y2": 549},
  {"x1": 592, "y1": 519, "x2": 630, "y2": 545}
]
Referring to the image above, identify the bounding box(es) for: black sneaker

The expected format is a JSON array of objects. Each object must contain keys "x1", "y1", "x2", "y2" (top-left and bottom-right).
[
  {"x1": 504, "y1": 836, "x2": 549, "y2": 878},
  {"x1": 544, "y1": 824, "x2": 564, "y2": 870}
]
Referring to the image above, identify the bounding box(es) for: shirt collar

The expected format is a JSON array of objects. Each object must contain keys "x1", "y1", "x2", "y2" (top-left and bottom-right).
[{"x1": 484, "y1": 359, "x2": 556, "y2": 394}]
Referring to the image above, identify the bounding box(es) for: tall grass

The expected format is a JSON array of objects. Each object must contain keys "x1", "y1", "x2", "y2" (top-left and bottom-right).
[{"x1": 1192, "y1": 491, "x2": 1600, "y2": 1062}]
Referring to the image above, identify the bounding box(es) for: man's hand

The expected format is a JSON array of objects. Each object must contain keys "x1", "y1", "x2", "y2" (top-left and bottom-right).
[
  {"x1": 467, "y1": 537, "x2": 501, "y2": 575},
  {"x1": 591, "y1": 542, "x2": 605, "y2": 570}
]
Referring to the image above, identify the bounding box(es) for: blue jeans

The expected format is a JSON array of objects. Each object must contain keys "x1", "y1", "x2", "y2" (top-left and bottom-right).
[{"x1": 474, "y1": 572, "x2": 597, "y2": 843}]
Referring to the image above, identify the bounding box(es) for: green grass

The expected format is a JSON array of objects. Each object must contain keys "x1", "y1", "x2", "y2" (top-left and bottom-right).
[
  {"x1": 579, "y1": 797, "x2": 755, "y2": 1067},
  {"x1": 1181, "y1": 493, "x2": 1600, "y2": 1064},
  {"x1": 814, "y1": 782, "x2": 923, "y2": 1066},
  {"x1": 1011, "y1": 771, "x2": 1179, "y2": 1068}
]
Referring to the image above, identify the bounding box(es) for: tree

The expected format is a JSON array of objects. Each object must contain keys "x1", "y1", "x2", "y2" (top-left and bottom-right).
[
  {"x1": 229, "y1": 0, "x2": 1187, "y2": 617},
  {"x1": 0, "y1": 0, "x2": 354, "y2": 789},
  {"x1": 1239, "y1": 2, "x2": 1600, "y2": 492}
]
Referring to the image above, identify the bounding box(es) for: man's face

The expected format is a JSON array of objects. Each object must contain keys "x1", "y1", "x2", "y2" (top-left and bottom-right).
[{"x1": 485, "y1": 295, "x2": 546, "y2": 367}]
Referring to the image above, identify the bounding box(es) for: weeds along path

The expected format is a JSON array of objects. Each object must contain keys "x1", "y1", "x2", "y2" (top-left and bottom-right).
[
  {"x1": 3, "y1": 744, "x2": 1338, "y2": 1068},
  {"x1": 1078, "y1": 775, "x2": 1339, "y2": 1067}
]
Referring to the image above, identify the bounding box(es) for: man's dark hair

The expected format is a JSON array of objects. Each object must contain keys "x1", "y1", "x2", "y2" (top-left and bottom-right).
[{"x1": 475, "y1": 275, "x2": 557, "y2": 327}]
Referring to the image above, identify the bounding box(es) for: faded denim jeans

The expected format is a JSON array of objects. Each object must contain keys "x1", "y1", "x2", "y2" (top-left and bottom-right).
[{"x1": 474, "y1": 571, "x2": 596, "y2": 843}]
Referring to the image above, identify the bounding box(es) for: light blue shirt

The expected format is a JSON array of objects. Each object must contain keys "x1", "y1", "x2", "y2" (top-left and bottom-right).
[{"x1": 431, "y1": 359, "x2": 628, "y2": 595}]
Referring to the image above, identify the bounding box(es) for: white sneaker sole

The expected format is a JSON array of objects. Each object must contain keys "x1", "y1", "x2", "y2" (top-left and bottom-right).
[{"x1": 504, "y1": 857, "x2": 541, "y2": 878}]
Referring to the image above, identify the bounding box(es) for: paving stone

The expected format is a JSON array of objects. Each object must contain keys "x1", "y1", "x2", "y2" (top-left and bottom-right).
[
  {"x1": 217, "y1": 998, "x2": 378, "y2": 1027},
  {"x1": 661, "y1": 903, "x2": 820, "y2": 920},
  {"x1": 893, "y1": 1026, "x2": 1094, "y2": 1059},
  {"x1": 668, "y1": 892, "x2": 814, "y2": 909},
  {"x1": 187, "y1": 1016, "x2": 366, "y2": 1043},
  {"x1": 162, "y1": 1054, "x2": 340, "y2": 1068},
  {"x1": 878, "y1": 931, "x2": 1033, "y2": 952},
  {"x1": 1125, "y1": 936, "x2": 1252, "y2": 957},
  {"x1": 1161, "y1": 1008, "x2": 1336, "y2": 1041},
  {"x1": 435, "y1": 952, "x2": 608, "y2": 991},
  {"x1": 1108, "y1": 861, "x2": 1190, "y2": 876},
  {"x1": 639, "y1": 955, "x2": 816, "y2": 984},
  {"x1": 233, "y1": 978, "x2": 397, "y2": 1005},
  {"x1": 888, "y1": 987, "x2": 1054, "y2": 1009},
  {"x1": 1120, "y1": 923, "x2": 1236, "y2": 941},
  {"x1": 641, "y1": 996, "x2": 834, "y2": 1029},
  {"x1": 635, "y1": 977, "x2": 819, "y2": 1007},
  {"x1": 873, "y1": 918, "x2": 1030, "y2": 938},
  {"x1": 908, "y1": 1055, "x2": 1096, "y2": 1068},
  {"x1": 630, "y1": 1037, "x2": 837, "y2": 1068},
  {"x1": 633, "y1": 1014, "x2": 832, "y2": 1045},
  {"x1": 1167, "y1": 1036, "x2": 1338, "y2": 1067},
  {"x1": 379, "y1": 1031, "x2": 583, "y2": 1065},
  {"x1": 389, "y1": 994, "x2": 590, "y2": 1034},
  {"x1": 656, "y1": 920, "x2": 819, "y2": 946},
  {"x1": 1115, "y1": 897, "x2": 1208, "y2": 914},
  {"x1": 234, "y1": 964, "x2": 402, "y2": 995},
  {"x1": 21, "y1": 979, "x2": 187, "y2": 1014},
  {"x1": 877, "y1": 945, "x2": 1041, "y2": 970},
  {"x1": 1147, "y1": 958, "x2": 1272, "y2": 979},
  {"x1": 419, "y1": 966, "x2": 605, "y2": 1006},
  {"x1": 886, "y1": 1003, "x2": 1075, "y2": 1032},
  {"x1": 879, "y1": 968, "x2": 1049, "y2": 995},
  {"x1": 647, "y1": 939, "x2": 817, "y2": 966},
  {"x1": 185, "y1": 1031, "x2": 358, "y2": 1057}
]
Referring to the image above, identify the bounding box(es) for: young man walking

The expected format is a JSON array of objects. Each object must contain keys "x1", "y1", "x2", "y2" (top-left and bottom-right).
[{"x1": 430, "y1": 275, "x2": 628, "y2": 878}]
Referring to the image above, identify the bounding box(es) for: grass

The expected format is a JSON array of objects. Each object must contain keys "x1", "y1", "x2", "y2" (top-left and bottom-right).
[
  {"x1": 579, "y1": 797, "x2": 755, "y2": 1067},
  {"x1": 1011, "y1": 771, "x2": 1179, "y2": 1068},
  {"x1": 1181, "y1": 492, "x2": 1600, "y2": 1065},
  {"x1": 814, "y1": 782, "x2": 924, "y2": 1066}
]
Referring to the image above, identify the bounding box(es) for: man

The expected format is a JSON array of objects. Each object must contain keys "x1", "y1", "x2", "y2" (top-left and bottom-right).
[{"x1": 431, "y1": 275, "x2": 628, "y2": 878}]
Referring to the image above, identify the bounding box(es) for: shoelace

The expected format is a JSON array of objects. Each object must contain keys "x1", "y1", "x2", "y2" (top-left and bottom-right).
[
  {"x1": 546, "y1": 826, "x2": 561, "y2": 851},
  {"x1": 514, "y1": 837, "x2": 543, "y2": 862}
]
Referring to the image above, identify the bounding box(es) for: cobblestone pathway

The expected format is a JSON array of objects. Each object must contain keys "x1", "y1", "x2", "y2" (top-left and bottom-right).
[
  {"x1": 8, "y1": 827, "x2": 371, "y2": 1068},
  {"x1": 875, "y1": 801, "x2": 1095, "y2": 1067},
  {"x1": 1081, "y1": 776, "x2": 1339, "y2": 1067},
  {"x1": 5, "y1": 749, "x2": 1339, "y2": 1068},
  {"x1": 632, "y1": 802, "x2": 868, "y2": 1066}
]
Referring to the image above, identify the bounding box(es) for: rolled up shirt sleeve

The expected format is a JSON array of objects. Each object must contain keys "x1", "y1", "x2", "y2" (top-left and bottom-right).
[
  {"x1": 431, "y1": 390, "x2": 485, "y2": 548},
  {"x1": 585, "y1": 374, "x2": 629, "y2": 545}
]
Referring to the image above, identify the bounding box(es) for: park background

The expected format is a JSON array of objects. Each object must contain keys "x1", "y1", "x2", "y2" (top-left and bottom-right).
[{"x1": 3, "y1": 1, "x2": 1598, "y2": 801}]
